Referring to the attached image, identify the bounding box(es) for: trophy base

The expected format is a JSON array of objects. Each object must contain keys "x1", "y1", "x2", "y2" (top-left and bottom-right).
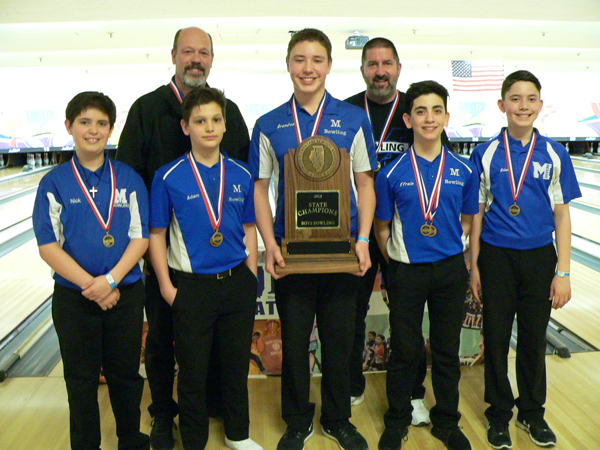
[{"x1": 276, "y1": 238, "x2": 360, "y2": 275}]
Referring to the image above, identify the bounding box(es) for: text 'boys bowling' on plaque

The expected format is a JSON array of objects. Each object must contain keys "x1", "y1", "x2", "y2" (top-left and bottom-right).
[{"x1": 277, "y1": 136, "x2": 360, "y2": 274}]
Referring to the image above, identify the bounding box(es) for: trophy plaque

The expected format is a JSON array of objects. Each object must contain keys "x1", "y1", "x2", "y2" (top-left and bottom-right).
[{"x1": 276, "y1": 136, "x2": 359, "y2": 275}]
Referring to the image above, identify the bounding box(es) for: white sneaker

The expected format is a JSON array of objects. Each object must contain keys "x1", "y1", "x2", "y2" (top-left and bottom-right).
[
  {"x1": 351, "y1": 393, "x2": 365, "y2": 406},
  {"x1": 411, "y1": 398, "x2": 431, "y2": 426},
  {"x1": 225, "y1": 437, "x2": 264, "y2": 450}
]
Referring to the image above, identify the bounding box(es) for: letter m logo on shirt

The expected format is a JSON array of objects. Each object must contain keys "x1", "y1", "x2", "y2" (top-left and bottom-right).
[
  {"x1": 115, "y1": 188, "x2": 128, "y2": 204},
  {"x1": 532, "y1": 162, "x2": 552, "y2": 180},
  {"x1": 233, "y1": 184, "x2": 242, "y2": 193}
]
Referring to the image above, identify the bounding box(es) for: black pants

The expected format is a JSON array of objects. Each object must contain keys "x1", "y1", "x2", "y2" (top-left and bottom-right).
[
  {"x1": 350, "y1": 235, "x2": 427, "y2": 399},
  {"x1": 479, "y1": 241, "x2": 556, "y2": 425},
  {"x1": 172, "y1": 264, "x2": 257, "y2": 449},
  {"x1": 384, "y1": 254, "x2": 468, "y2": 430},
  {"x1": 144, "y1": 266, "x2": 222, "y2": 420},
  {"x1": 274, "y1": 273, "x2": 359, "y2": 430},
  {"x1": 52, "y1": 281, "x2": 148, "y2": 450}
]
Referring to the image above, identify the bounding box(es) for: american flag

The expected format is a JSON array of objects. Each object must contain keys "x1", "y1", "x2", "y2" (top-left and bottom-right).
[{"x1": 451, "y1": 61, "x2": 504, "y2": 92}]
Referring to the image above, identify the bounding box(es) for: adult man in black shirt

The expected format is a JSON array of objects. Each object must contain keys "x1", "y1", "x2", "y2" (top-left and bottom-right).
[
  {"x1": 345, "y1": 37, "x2": 430, "y2": 430},
  {"x1": 116, "y1": 27, "x2": 250, "y2": 450}
]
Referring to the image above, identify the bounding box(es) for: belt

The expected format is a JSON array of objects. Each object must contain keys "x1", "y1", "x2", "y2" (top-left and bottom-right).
[{"x1": 175, "y1": 262, "x2": 245, "y2": 281}]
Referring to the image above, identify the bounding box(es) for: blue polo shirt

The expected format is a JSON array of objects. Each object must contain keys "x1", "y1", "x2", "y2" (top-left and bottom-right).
[
  {"x1": 33, "y1": 153, "x2": 149, "y2": 289},
  {"x1": 470, "y1": 128, "x2": 581, "y2": 250},
  {"x1": 150, "y1": 152, "x2": 255, "y2": 274},
  {"x1": 249, "y1": 92, "x2": 378, "y2": 240},
  {"x1": 376, "y1": 147, "x2": 479, "y2": 263}
]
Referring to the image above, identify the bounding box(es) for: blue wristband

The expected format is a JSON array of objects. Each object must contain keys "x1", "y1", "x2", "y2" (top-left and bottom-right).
[
  {"x1": 105, "y1": 273, "x2": 118, "y2": 289},
  {"x1": 357, "y1": 236, "x2": 370, "y2": 244}
]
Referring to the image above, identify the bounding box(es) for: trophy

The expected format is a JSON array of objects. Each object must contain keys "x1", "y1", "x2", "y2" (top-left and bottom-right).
[{"x1": 276, "y1": 136, "x2": 359, "y2": 274}]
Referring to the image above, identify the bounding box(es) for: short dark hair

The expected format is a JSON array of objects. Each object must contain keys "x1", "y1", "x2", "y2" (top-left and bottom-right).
[
  {"x1": 287, "y1": 28, "x2": 332, "y2": 62},
  {"x1": 65, "y1": 91, "x2": 116, "y2": 127},
  {"x1": 377, "y1": 334, "x2": 386, "y2": 341},
  {"x1": 501, "y1": 70, "x2": 541, "y2": 100},
  {"x1": 361, "y1": 37, "x2": 400, "y2": 66},
  {"x1": 368, "y1": 331, "x2": 376, "y2": 336},
  {"x1": 405, "y1": 80, "x2": 449, "y2": 113},
  {"x1": 173, "y1": 28, "x2": 214, "y2": 55},
  {"x1": 181, "y1": 87, "x2": 227, "y2": 123}
]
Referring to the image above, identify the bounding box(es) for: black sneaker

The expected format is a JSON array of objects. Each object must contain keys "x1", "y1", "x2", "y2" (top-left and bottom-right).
[
  {"x1": 431, "y1": 426, "x2": 472, "y2": 450},
  {"x1": 150, "y1": 415, "x2": 175, "y2": 450},
  {"x1": 516, "y1": 418, "x2": 557, "y2": 447},
  {"x1": 322, "y1": 422, "x2": 368, "y2": 450},
  {"x1": 378, "y1": 426, "x2": 409, "y2": 450},
  {"x1": 277, "y1": 423, "x2": 314, "y2": 450},
  {"x1": 487, "y1": 423, "x2": 512, "y2": 449}
]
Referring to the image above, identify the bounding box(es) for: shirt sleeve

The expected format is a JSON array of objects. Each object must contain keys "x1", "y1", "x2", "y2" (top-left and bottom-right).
[
  {"x1": 555, "y1": 145, "x2": 582, "y2": 204},
  {"x1": 115, "y1": 98, "x2": 148, "y2": 185},
  {"x1": 149, "y1": 169, "x2": 172, "y2": 229},
  {"x1": 128, "y1": 172, "x2": 150, "y2": 239},
  {"x1": 249, "y1": 120, "x2": 274, "y2": 179},
  {"x1": 351, "y1": 115, "x2": 378, "y2": 173},
  {"x1": 462, "y1": 160, "x2": 481, "y2": 215},
  {"x1": 375, "y1": 169, "x2": 394, "y2": 221},
  {"x1": 469, "y1": 145, "x2": 487, "y2": 204},
  {"x1": 32, "y1": 175, "x2": 62, "y2": 246},
  {"x1": 242, "y1": 172, "x2": 256, "y2": 224}
]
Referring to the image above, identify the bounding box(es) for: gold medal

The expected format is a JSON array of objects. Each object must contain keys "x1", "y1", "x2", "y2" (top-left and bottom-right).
[
  {"x1": 428, "y1": 225, "x2": 438, "y2": 237},
  {"x1": 420, "y1": 224, "x2": 431, "y2": 237},
  {"x1": 509, "y1": 204, "x2": 521, "y2": 216},
  {"x1": 103, "y1": 234, "x2": 115, "y2": 248},
  {"x1": 210, "y1": 231, "x2": 223, "y2": 247}
]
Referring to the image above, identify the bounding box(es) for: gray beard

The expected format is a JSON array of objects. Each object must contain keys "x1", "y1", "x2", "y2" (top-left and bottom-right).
[
  {"x1": 183, "y1": 73, "x2": 207, "y2": 88},
  {"x1": 368, "y1": 84, "x2": 395, "y2": 99}
]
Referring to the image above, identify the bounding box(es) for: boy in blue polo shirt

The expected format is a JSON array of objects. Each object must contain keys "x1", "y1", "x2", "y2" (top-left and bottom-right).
[
  {"x1": 374, "y1": 80, "x2": 478, "y2": 450},
  {"x1": 32, "y1": 91, "x2": 150, "y2": 450},
  {"x1": 469, "y1": 70, "x2": 581, "y2": 449},
  {"x1": 149, "y1": 87, "x2": 262, "y2": 450}
]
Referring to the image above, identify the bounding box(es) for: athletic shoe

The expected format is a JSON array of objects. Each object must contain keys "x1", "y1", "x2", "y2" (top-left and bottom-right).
[
  {"x1": 410, "y1": 399, "x2": 431, "y2": 426},
  {"x1": 150, "y1": 415, "x2": 175, "y2": 450},
  {"x1": 322, "y1": 422, "x2": 368, "y2": 450},
  {"x1": 277, "y1": 423, "x2": 314, "y2": 450},
  {"x1": 378, "y1": 426, "x2": 409, "y2": 450},
  {"x1": 516, "y1": 418, "x2": 557, "y2": 447},
  {"x1": 351, "y1": 393, "x2": 365, "y2": 406},
  {"x1": 431, "y1": 426, "x2": 472, "y2": 450},
  {"x1": 486, "y1": 422, "x2": 512, "y2": 449},
  {"x1": 225, "y1": 436, "x2": 264, "y2": 450}
]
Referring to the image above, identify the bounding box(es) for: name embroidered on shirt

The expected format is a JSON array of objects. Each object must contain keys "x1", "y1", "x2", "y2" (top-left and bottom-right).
[
  {"x1": 277, "y1": 122, "x2": 294, "y2": 129},
  {"x1": 500, "y1": 168, "x2": 509, "y2": 172},
  {"x1": 70, "y1": 198, "x2": 81, "y2": 204},
  {"x1": 187, "y1": 194, "x2": 200, "y2": 200},
  {"x1": 399, "y1": 181, "x2": 415, "y2": 187}
]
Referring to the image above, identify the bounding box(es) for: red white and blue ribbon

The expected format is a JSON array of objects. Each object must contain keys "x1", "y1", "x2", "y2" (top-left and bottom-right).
[
  {"x1": 409, "y1": 146, "x2": 446, "y2": 224},
  {"x1": 170, "y1": 80, "x2": 184, "y2": 104},
  {"x1": 364, "y1": 90, "x2": 400, "y2": 155},
  {"x1": 503, "y1": 129, "x2": 537, "y2": 206},
  {"x1": 188, "y1": 152, "x2": 225, "y2": 232},
  {"x1": 71, "y1": 158, "x2": 116, "y2": 234},
  {"x1": 292, "y1": 93, "x2": 326, "y2": 145}
]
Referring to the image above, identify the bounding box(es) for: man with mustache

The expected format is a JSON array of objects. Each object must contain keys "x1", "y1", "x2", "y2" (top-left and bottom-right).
[
  {"x1": 345, "y1": 38, "x2": 430, "y2": 428},
  {"x1": 116, "y1": 27, "x2": 250, "y2": 450}
]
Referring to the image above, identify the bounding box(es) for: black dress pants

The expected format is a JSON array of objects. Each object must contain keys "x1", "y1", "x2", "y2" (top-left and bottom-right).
[
  {"x1": 479, "y1": 241, "x2": 556, "y2": 425},
  {"x1": 384, "y1": 254, "x2": 468, "y2": 430},
  {"x1": 53, "y1": 281, "x2": 148, "y2": 450},
  {"x1": 274, "y1": 272, "x2": 359, "y2": 430},
  {"x1": 172, "y1": 264, "x2": 257, "y2": 449}
]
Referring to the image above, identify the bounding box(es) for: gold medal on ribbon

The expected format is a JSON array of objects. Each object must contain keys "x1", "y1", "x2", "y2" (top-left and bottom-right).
[
  {"x1": 509, "y1": 204, "x2": 521, "y2": 216},
  {"x1": 103, "y1": 234, "x2": 115, "y2": 248},
  {"x1": 420, "y1": 224, "x2": 431, "y2": 236},
  {"x1": 428, "y1": 225, "x2": 438, "y2": 237},
  {"x1": 210, "y1": 231, "x2": 224, "y2": 247}
]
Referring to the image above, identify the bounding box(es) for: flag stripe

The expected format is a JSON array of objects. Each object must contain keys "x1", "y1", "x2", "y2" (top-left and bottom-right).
[{"x1": 452, "y1": 60, "x2": 504, "y2": 92}]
